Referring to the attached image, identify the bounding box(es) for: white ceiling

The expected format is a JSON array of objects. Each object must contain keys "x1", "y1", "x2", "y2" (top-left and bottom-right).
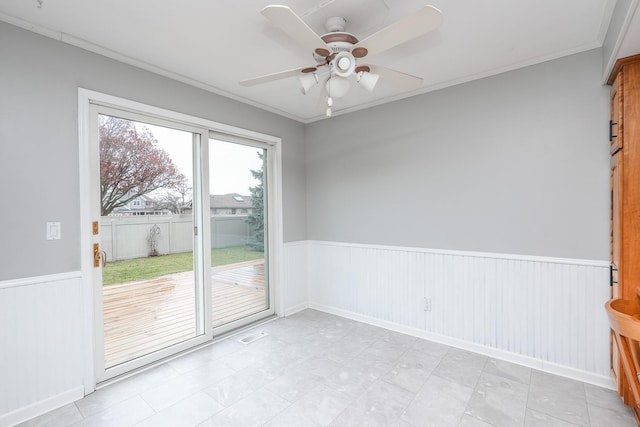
[{"x1": 1, "y1": 0, "x2": 636, "y2": 123}]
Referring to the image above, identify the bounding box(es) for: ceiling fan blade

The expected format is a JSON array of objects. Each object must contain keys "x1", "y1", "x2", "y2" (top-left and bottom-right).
[
  {"x1": 239, "y1": 67, "x2": 309, "y2": 87},
  {"x1": 352, "y1": 6, "x2": 443, "y2": 58},
  {"x1": 262, "y1": 5, "x2": 332, "y2": 56},
  {"x1": 366, "y1": 64, "x2": 424, "y2": 91}
]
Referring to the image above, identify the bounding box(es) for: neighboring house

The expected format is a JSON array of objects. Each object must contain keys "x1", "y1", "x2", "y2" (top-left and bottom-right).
[
  {"x1": 110, "y1": 195, "x2": 171, "y2": 216},
  {"x1": 210, "y1": 194, "x2": 252, "y2": 215}
]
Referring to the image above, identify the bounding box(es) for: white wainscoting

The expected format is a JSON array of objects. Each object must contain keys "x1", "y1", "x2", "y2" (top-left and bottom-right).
[
  {"x1": 0, "y1": 241, "x2": 613, "y2": 424},
  {"x1": 282, "y1": 242, "x2": 309, "y2": 316},
  {"x1": 0, "y1": 272, "x2": 85, "y2": 426},
  {"x1": 0, "y1": 244, "x2": 307, "y2": 425},
  {"x1": 303, "y1": 240, "x2": 612, "y2": 387}
]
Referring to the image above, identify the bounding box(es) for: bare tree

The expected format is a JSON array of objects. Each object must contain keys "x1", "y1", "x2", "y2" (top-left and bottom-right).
[
  {"x1": 99, "y1": 116, "x2": 186, "y2": 215},
  {"x1": 156, "y1": 183, "x2": 192, "y2": 214}
]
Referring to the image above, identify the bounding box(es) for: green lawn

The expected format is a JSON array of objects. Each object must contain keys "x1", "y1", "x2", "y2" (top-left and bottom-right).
[{"x1": 102, "y1": 246, "x2": 263, "y2": 285}]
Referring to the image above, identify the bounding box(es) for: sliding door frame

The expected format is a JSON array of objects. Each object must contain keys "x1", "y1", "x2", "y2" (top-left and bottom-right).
[
  {"x1": 78, "y1": 89, "x2": 283, "y2": 393},
  {"x1": 89, "y1": 104, "x2": 210, "y2": 383},
  {"x1": 208, "y1": 133, "x2": 277, "y2": 336}
]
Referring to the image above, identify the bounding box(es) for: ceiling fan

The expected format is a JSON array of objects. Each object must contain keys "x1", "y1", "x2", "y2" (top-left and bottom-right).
[{"x1": 239, "y1": 4, "x2": 443, "y2": 117}]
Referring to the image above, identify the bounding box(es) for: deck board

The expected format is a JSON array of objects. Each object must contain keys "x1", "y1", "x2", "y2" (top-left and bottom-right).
[{"x1": 103, "y1": 259, "x2": 266, "y2": 368}]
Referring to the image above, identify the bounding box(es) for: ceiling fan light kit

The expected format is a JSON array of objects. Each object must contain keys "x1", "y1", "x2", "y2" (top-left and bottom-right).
[
  {"x1": 240, "y1": 4, "x2": 443, "y2": 118},
  {"x1": 357, "y1": 70, "x2": 380, "y2": 92},
  {"x1": 326, "y1": 76, "x2": 350, "y2": 98},
  {"x1": 298, "y1": 72, "x2": 319, "y2": 94}
]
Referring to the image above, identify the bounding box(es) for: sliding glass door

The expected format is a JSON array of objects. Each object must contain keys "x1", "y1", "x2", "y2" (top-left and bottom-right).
[
  {"x1": 91, "y1": 107, "x2": 209, "y2": 381},
  {"x1": 86, "y1": 98, "x2": 279, "y2": 384},
  {"x1": 209, "y1": 138, "x2": 272, "y2": 333}
]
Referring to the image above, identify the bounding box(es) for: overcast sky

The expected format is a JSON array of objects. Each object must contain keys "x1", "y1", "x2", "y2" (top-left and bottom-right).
[{"x1": 143, "y1": 123, "x2": 263, "y2": 196}]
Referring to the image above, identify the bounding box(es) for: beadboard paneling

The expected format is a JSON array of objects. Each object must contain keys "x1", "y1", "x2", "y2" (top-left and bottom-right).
[
  {"x1": 0, "y1": 241, "x2": 613, "y2": 424},
  {"x1": 0, "y1": 273, "x2": 84, "y2": 425},
  {"x1": 308, "y1": 243, "x2": 426, "y2": 330},
  {"x1": 306, "y1": 241, "x2": 611, "y2": 381},
  {"x1": 282, "y1": 242, "x2": 308, "y2": 315}
]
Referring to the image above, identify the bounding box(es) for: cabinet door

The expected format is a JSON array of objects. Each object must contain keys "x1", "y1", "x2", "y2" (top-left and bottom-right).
[
  {"x1": 611, "y1": 152, "x2": 622, "y2": 298},
  {"x1": 610, "y1": 77, "x2": 622, "y2": 154},
  {"x1": 611, "y1": 151, "x2": 623, "y2": 391}
]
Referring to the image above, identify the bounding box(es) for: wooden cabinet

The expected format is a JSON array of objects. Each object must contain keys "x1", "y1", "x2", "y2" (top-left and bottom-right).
[
  {"x1": 608, "y1": 54, "x2": 640, "y2": 302},
  {"x1": 610, "y1": 151, "x2": 622, "y2": 393},
  {"x1": 610, "y1": 77, "x2": 622, "y2": 154},
  {"x1": 611, "y1": 152, "x2": 621, "y2": 300},
  {"x1": 608, "y1": 54, "x2": 640, "y2": 417}
]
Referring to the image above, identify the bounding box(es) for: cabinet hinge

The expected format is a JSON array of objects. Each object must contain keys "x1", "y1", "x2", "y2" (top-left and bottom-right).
[{"x1": 610, "y1": 265, "x2": 618, "y2": 287}]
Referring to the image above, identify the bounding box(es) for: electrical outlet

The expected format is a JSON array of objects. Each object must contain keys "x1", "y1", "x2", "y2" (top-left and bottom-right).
[
  {"x1": 424, "y1": 297, "x2": 432, "y2": 312},
  {"x1": 46, "y1": 222, "x2": 61, "y2": 240}
]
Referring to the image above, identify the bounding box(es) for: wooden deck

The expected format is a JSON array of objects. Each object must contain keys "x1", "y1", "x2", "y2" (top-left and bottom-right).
[{"x1": 103, "y1": 259, "x2": 266, "y2": 368}]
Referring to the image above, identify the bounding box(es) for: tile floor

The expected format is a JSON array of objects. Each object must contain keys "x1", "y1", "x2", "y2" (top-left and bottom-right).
[{"x1": 19, "y1": 309, "x2": 636, "y2": 427}]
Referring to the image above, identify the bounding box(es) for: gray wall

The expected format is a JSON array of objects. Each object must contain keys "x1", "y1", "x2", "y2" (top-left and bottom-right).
[
  {"x1": 305, "y1": 49, "x2": 610, "y2": 260},
  {"x1": 0, "y1": 22, "x2": 306, "y2": 281},
  {"x1": 0, "y1": 19, "x2": 612, "y2": 281}
]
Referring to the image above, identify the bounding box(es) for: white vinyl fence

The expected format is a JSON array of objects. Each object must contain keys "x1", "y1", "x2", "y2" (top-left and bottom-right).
[{"x1": 100, "y1": 215, "x2": 254, "y2": 261}]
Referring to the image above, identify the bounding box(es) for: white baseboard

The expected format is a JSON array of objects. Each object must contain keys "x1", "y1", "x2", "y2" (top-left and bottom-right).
[
  {"x1": 304, "y1": 240, "x2": 610, "y2": 382},
  {"x1": 0, "y1": 386, "x2": 84, "y2": 427},
  {"x1": 283, "y1": 302, "x2": 309, "y2": 317},
  {"x1": 308, "y1": 302, "x2": 615, "y2": 390}
]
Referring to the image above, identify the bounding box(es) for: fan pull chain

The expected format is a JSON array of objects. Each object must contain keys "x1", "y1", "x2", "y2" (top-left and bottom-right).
[{"x1": 326, "y1": 76, "x2": 333, "y2": 117}]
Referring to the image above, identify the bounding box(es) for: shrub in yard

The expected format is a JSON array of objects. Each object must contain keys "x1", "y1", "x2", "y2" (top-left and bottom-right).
[{"x1": 147, "y1": 224, "x2": 161, "y2": 257}]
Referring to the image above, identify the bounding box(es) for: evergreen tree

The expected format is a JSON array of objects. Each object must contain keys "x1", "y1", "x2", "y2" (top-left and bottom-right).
[{"x1": 247, "y1": 152, "x2": 265, "y2": 251}]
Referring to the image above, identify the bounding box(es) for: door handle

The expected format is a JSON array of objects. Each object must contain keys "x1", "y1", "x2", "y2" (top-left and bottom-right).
[{"x1": 94, "y1": 244, "x2": 107, "y2": 267}]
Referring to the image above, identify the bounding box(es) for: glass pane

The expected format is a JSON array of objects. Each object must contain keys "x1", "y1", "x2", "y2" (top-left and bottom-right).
[
  {"x1": 209, "y1": 139, "x2": 268, "y2": 328},
  {"x1": 99, "y1": 114, "x2": 199, "y2": 368}
]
